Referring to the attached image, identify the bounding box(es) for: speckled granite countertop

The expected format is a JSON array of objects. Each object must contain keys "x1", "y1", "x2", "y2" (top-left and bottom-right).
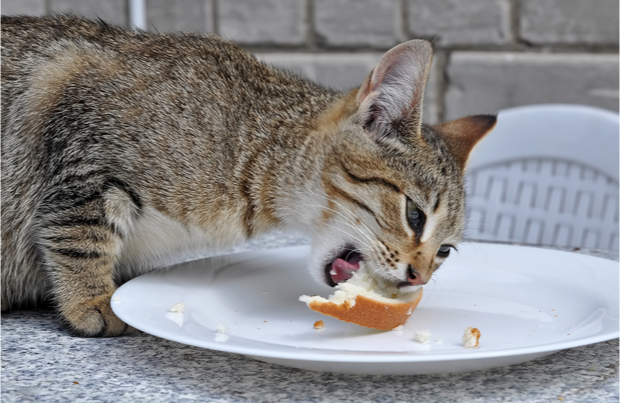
[{"x1": 2, "y1": 234, "x2": 619, "y2": 402}]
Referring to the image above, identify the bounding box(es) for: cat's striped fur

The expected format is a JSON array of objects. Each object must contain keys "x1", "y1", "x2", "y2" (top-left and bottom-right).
[{"x1": 1, "y1": 15, "x2": 495, "y2": 336}]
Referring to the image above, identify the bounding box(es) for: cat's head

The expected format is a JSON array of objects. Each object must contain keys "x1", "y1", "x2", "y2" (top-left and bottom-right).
[{"x1": 308, "y1": 40, "x2": 496, "y2": 289}]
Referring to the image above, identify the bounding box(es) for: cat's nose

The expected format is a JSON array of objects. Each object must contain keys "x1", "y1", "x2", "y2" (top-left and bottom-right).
[{"x1": 407, "y1": 265, "x2": 428, "y2": 285}]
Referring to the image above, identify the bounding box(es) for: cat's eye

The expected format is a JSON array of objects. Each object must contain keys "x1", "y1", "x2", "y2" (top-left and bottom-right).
[
  {"x1": 406, "y1": 198, "x2": 426, "y2": 235},
  {"x1": 437, "y1": 245, "x2": 453, "y2": 258}
]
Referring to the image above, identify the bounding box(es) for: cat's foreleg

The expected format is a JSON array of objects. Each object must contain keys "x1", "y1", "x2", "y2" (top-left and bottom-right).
[{"x1": 37, "y1": 181, "x2": 139, "y2": 337}]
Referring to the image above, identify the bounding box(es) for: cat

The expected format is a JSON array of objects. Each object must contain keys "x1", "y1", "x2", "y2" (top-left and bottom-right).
[{"x1": 1, "y1": 15, "x2": 496, "y2": 337}]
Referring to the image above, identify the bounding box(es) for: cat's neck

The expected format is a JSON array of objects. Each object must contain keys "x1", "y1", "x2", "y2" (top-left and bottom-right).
[{"x1": 252, "y1": 89, "x2": 359, "y2": 236}]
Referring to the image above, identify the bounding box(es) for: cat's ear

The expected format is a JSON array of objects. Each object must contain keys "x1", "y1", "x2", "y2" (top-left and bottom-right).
[
  {"x1": 433, "y1": 115, "x2": 497, "y2": 170},
  {"x1": 357, "y1": 39, "x2": 433, "y2": 140}
]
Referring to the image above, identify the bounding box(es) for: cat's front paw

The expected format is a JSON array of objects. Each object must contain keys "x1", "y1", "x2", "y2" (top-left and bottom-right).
[{"x1": 60, "y1": 292, "x2": 138, "y2": 337}]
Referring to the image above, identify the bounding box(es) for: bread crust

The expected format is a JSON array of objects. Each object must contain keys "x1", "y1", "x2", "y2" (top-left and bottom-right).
[{"x1": 306, "y1": 288, "x2": 423, "y2": 330}]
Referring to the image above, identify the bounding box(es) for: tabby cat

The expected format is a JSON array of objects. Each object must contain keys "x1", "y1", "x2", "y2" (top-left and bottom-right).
[{"x1": 1, "y1": 15, "x2": 495, "y2": 337}]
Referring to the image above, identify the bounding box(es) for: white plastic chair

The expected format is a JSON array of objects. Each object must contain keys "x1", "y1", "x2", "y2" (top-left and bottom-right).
[{"x1": 465, "y1": 104, "x2": 619, "y2": 251}]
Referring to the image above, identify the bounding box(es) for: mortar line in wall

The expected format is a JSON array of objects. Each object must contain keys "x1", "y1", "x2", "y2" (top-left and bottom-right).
[
  {"x1": 211, "y1": 0, "x2": 219, "y2": 35},
  {"x1": 417, "y1": 44, "x2": 618, "y2": 53},
  {"x1": 125, "y1": 0, "x2": 129, "y2": 29},
  {"x1": 306, "y1": 0, "x2": 316, "y2": 51},
  {"x1": 509, "y1": 0, "x2": 520, "y2": 46},
  {"x1": 401, "y1": 0, "x2": 409, "y2": 41},
  {"x1": 435, "y1": 50, "x2": 449, "y2": 123},
  {"x1": 238, "y1": 44, "x2": 619, "y2": 54}
]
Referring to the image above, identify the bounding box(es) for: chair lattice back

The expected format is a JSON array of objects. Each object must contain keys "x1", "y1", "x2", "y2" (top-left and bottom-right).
[
  {"x1": 463, "y1": 104, "x2": 619, "y2": 251},
  {"x1": 466, "y1": 158, "x2": 619, "y2": 250}
]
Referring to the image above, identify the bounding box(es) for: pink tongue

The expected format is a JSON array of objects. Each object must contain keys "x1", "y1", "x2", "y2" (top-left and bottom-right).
[{"x1": 330, "y1": 258, "x2": 361, "y2": 283}]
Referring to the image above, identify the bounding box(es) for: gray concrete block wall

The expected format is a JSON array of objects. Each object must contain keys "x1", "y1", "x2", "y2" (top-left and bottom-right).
[
  {"x1": 2, "y1": 0, "x2": 618, "y2": 122},
  {"x1": 146, "y1": 0, "x2": 213, "y2": 33},
  {"x1": 1, "y1": 0, "x2": 46, "y2": 16},
  {"x1": 314, "y1": 0, "x2": 404, "y2": 48},
  {"x1": 219, "y1": 0, "x2": 306, "y2": 45},
  {"x1": 445, "y1": 53, "x2": 619, "y2": 120},
  {"x1": 520, "y1": 0, "x2": 619, "y2": 45},
  {"x1": 407, "y1": 0, "x2": 512, "y2": 46}
]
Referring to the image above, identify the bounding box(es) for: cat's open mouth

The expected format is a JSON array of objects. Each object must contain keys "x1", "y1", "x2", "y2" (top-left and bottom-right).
[{"x1": 324, "y1": 245, "x2": 363, "y2": 287}]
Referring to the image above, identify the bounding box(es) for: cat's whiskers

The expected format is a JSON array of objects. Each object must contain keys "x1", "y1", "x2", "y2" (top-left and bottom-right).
[
  {"x1": 304, "y1": 186, "x2": 379, "y2": 246},
  {"x1": 302, "y1": 193, "x2": 377, "y2": 254},
  {"x1": 297, "y1": 198, "x2": 376, "y2": 257},
  {"x1": 304, "y1": 204, "x2": 375, "y2": 255},
  {"x1": 302, "y1": 193, "x2": 403, "y2": 281},
  {"x1": 325, "y1": 193, "x2": 382, "y2": 241},
  {"x1": 303, "y1": 187, "x2": 402, "y2": 279}
]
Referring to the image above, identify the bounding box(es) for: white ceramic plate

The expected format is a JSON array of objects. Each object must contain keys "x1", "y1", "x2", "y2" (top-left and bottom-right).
[{"x1": 112, "y1": 243, "x2": 619, "y2": 375}]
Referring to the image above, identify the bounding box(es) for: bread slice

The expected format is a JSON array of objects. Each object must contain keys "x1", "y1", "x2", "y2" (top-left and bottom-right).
[{"x1": 299, "y1": 262, "x2": 423, "y2": 330}]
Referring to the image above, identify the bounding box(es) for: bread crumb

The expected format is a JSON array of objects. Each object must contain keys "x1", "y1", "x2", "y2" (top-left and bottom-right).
[
  {"x1": 168, "y1": 302, "x2": 185, "y2": 313},
  {"x1": 414, "y1": 329, "x2": 431, "y2": 344},
  {"x1": 112, "y1": 295, "x2": 121, "y2": 302},
  {"x1": 314, "y1": 320, "x2": 325, "y2": 329},
  {"x1": 392, "y1": 325, "x2": 404, "y2": 331},
  {"x1": 214, "y1": 323, "x2": 229, "y2": 342},
  {"x1": 557, "y1": 396, "x2": 565, "y2": 401},
  {"x1": 462, "y1": 327, "x2": 481, "y2": 349},
  {"x1": 215, "y1": 322, "x2": 227, "y2": 334},
  {"x1": 214, "y1": 333, "x2": 229, "y2": 342}
]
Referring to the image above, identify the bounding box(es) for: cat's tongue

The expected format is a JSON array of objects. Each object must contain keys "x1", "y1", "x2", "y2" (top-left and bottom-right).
[{"x1": 329, "y1": 254, "x2": 361, "y2": 283}]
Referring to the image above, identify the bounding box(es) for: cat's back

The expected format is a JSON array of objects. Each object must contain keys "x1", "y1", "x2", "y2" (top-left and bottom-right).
[
  {"x1": 2, "y1": 15, "x2": 128, "y2": 82},
  {"x1": 2, "y1": 15, "x2": 271, "y2": 89},
  {"x1": 1, "y1": 15, "x2": 332, "y2": 142}
]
